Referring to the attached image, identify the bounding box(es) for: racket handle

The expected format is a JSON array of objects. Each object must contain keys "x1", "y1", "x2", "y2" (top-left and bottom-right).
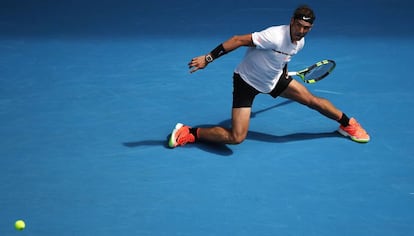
[{"x1": 287, "y1": 72, "x2": 296, "y2": 76}]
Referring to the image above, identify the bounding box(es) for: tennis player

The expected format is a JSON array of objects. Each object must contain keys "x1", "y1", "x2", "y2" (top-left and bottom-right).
[{"x1": 169, "y1": 5, "x2": 370, "y2": 148}]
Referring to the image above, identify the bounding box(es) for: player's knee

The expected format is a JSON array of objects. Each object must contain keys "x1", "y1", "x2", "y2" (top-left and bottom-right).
[{"x1": 230, "y1": 132, "x2": 247, "y2": 145}]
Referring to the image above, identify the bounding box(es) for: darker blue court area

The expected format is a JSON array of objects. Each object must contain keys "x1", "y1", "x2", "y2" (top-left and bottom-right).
[{"x1": 1, "y1": 0, "x2": 413, "y2": 235}]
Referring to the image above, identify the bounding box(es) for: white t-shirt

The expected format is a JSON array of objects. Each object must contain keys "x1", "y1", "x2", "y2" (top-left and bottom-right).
[{"x1": 234, "y1": 25, "x2": 304, "y2": 93}]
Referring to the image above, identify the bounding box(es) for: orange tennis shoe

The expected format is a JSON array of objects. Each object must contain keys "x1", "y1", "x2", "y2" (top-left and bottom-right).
[
  {"x1": 338, "y1": 118, "x2": 370, "y2": 143},
  {"x1": 168, "y1": 123, "x2": 196, "y2": 148}
]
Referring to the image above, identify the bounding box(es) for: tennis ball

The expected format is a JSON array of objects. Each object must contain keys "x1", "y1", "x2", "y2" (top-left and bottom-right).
[{"x1": 15, "y1": 220, "x2": 25, "y2": 231}]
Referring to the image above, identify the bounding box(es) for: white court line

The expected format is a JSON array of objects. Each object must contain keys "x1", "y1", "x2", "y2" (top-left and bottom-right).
[{"x1": 314, "y1": 89, "x2": 343, "y2": 95}]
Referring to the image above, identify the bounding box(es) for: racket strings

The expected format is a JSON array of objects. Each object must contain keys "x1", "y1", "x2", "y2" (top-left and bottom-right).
[{"x1": 304, "y1": 62, "x2": 335, "y2": 81}]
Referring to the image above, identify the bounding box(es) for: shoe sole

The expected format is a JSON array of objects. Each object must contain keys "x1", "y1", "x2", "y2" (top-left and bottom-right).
[
  {"x1": 337, "y1": 128, "x2": 370, "y2": 143},
  {"x1": 168, "y1": 123, "x2": 183, "y2": 148}
]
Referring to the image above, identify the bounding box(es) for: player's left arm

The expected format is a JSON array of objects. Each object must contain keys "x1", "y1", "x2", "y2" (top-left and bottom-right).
[{"x1": 188, "y1": 34, "x2": 254, "y2": 73}]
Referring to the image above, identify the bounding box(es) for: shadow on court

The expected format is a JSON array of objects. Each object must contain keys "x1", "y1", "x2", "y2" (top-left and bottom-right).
[
  {"x1": 122, "y1": 100, "x2": 345, "y2": 156},
  {"x1": 247, "y1": 130, "x2": 342, "y2": 143},
  {"x1": 122, "y1": 131, "x2": 342, "y2": 157},
  {"x1": 122, "y1": 136, "x2": 234, "y2": 156}
]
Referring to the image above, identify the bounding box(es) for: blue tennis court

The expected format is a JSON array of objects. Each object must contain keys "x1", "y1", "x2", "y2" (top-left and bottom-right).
[{"x1": 1, "y1": 0, "x2": 413, "y2": 235}]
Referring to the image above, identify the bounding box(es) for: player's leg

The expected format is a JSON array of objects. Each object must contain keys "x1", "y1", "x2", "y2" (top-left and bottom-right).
[
  {"x1": 194, "y1": 73, "x2": 259, "y2": 145},
  {"x1": 168, "y1": 107, "x2": 251, "y2": 147},
  {"x1": 168, "y1": 73, "x2": 257, "y2": 148},
  {"x1": 197, "y1": 107, "x2": 251, "y2": 144},
  {"x1": 280, "y1": 79, "x2": 342, "y2": 120},
  {"x1": 280, "y1": 79, "x2": 370, "y2": 142}
]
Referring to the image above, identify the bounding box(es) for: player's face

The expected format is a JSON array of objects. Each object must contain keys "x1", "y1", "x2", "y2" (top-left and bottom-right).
[{"x1": 290, "y1": 19, "x2": 313, "y2": 42}]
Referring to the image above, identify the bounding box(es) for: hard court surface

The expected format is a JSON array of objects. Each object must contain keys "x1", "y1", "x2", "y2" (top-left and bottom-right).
[{"x1": 1, "y1": 0, "x2": 413, "y2": 235}]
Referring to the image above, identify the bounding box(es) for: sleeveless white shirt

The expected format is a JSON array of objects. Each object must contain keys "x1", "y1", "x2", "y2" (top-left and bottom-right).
[{"x1": 234, "y1": 25, "x2": 304, "y2": 93}]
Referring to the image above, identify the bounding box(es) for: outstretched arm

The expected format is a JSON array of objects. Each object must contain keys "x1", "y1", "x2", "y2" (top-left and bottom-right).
[{"x1": 188, "y1": 34, "x2": 254, "y2": 73}]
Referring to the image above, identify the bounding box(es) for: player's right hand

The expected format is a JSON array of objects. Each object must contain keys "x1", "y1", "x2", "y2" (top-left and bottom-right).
[{"x1": 188, "y1": 55, "x2": 208, "y2": 73}]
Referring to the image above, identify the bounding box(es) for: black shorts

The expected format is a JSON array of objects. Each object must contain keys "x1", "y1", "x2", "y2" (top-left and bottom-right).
[{"x1": 232, "y1": 72, "x2": 292, "y2": 108}]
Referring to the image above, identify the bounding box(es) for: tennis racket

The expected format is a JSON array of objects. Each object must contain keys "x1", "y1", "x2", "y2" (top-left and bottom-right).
[{"x1": 288, "y1": 59, "x2": 336, "y2": 83}]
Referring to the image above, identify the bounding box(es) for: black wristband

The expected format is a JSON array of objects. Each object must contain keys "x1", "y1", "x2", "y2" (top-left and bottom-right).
[{"x1": 210, "y1": 44, "x2": 227, "y2": 60}]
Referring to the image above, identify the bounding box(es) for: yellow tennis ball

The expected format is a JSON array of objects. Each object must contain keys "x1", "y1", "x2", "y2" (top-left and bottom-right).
[{"x1": 15, "y1": 220, "x2": 25, "y2": 231}]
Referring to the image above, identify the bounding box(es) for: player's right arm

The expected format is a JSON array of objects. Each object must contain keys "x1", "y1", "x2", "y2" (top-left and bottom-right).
[
  {"x1": 222, "y1": 34, "x2": 254, "y2": 52},
  {"x1": 188, "y1": 34, "x2": 254, "y2": 73}
]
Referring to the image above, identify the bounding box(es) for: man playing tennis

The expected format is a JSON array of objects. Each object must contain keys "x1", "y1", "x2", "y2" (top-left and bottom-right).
[{"x1": 169, "y1": 5, "x2": 370, "y2": 148}]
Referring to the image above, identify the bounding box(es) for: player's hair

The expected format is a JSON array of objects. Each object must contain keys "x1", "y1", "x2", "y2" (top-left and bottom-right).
[{"x1": 293, "y1": 5, "x2": 316, "y2": 24}]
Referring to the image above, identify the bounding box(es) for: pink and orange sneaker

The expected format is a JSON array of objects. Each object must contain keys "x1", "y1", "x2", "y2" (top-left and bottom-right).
[
  {"x1": 338, "y1": 118, "x2": 370, "y2": 143},
  {"x1": 168, "y1": 123, "x2": 196, "y2": 148}
]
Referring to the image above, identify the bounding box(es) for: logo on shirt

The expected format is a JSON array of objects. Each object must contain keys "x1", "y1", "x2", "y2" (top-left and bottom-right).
[
  {"x1": 272, "y1": 49, "x2": 293, "y2": 62},
  {"x1": 272, "y1": 49, "x2": 292, "y2": 56}
]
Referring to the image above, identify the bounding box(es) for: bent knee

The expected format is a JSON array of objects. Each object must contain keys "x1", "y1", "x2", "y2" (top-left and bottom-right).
[{"x1": 230, "y1": 133, "x2": 247, "y2": 145}]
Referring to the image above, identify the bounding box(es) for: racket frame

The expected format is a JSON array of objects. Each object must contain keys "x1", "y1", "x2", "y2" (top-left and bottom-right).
[{"x1": 288, "y1": 59, "x2": 336, "y2": 83}]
